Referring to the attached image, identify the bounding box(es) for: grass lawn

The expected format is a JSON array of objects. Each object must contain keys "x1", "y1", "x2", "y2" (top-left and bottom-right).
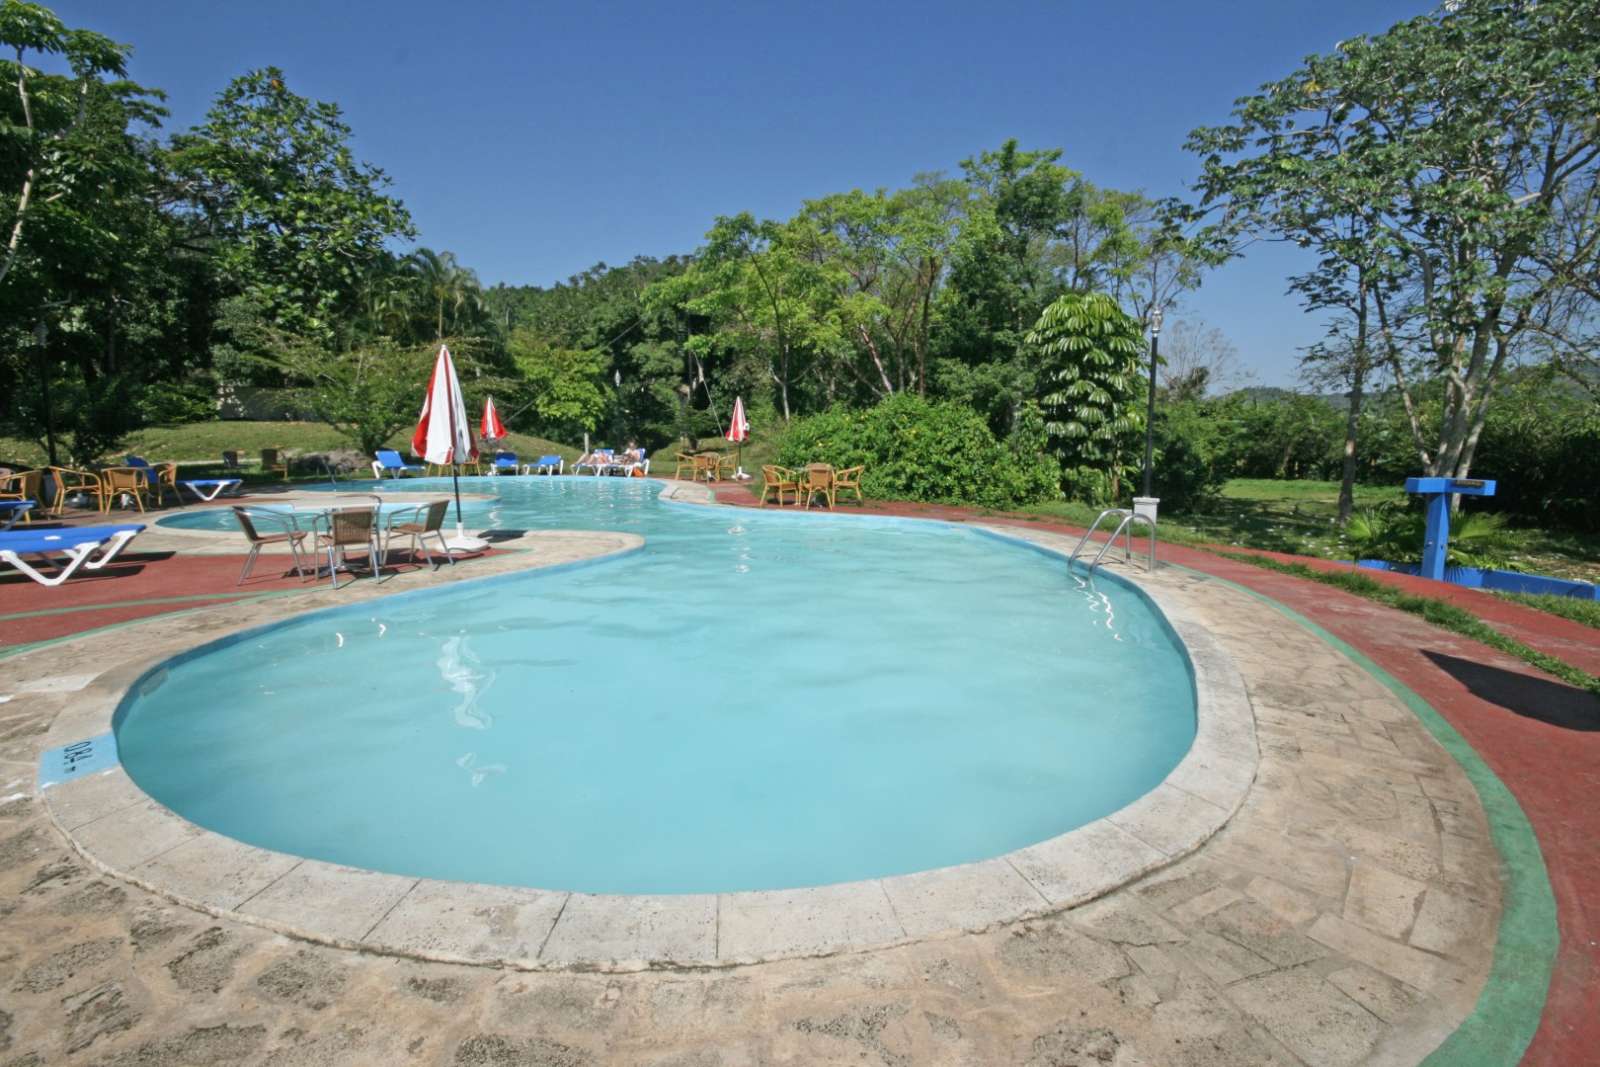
[
  {"x1": 1024, "y1": 478, "x2": 1600, "y2": 584},
  {"x1": 1493, "y1": 592, "x2": 1600, "y2": 631}
]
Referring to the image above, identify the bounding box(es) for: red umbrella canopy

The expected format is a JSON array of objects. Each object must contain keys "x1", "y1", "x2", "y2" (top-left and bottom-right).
[
  {"x1": 726, "y1": 396, "x2": 750, "y2": 442},
  {"x1": 481, "y1": 395, "x2": 507, "y2": 442},
  {"x1": 413, "y1": 345, "x2": 477, "y2": 465}
]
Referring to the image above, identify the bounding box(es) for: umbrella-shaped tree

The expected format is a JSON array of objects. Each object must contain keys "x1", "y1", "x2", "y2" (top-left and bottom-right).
[{"x1": 1026, "y1": 292, "x2": 1147, "y2": 503}]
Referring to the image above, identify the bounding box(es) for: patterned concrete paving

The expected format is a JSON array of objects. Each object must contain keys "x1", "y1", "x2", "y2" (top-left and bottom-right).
[{"x1": 0, "y1": 527, "x2": 1501, "y2": 1065}]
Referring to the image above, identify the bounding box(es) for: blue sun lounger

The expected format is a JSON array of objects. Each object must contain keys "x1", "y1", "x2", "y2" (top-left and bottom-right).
[
  {"x1": 0, "y1": 523, "x2": 145, "y2": 587},
  {"x1": 372, "y1": 449, "x2": 425, "y2": 478},
  {"x1": 0, "y1": 500, "x2": 35, "y2": 530}
]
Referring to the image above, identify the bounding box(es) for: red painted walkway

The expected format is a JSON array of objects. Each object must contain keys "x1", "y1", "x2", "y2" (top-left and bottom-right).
[{"x1": 3, "y1": 485, "x2": 1596, "y2": 1062}]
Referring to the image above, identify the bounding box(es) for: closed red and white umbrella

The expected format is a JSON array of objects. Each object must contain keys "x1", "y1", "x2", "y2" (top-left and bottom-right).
[
  {"x1": 412, "y1": 345, "x2": 485, "y2": 551},
  {"x1": 480, "y1": 395, "x2": 507, "y2": 443},
  {"x1": 726, "y1": 395, "x2": 750, "y2": 478}
]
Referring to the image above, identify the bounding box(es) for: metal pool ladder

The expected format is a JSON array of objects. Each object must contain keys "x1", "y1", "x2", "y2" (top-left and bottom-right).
[{"x1": 1068, "y1": 508, "x2": 1158, "y2": 572}]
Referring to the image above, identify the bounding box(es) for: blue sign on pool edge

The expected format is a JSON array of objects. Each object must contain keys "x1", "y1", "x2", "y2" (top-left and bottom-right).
[{"x1": 37, "y1": 732, "x2": 120, "y2": 789}]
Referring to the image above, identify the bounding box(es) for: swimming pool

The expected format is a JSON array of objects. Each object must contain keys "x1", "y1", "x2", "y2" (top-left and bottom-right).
[{"x1": 123, "y1": 478, "x2": 1195, "y2": 895}]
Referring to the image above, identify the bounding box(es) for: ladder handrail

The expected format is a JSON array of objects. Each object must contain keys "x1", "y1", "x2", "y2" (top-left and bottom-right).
[
  {"x1": 1068, "y1": 508, "x2": 1129, "y2": 562},
  {"x1": 1068, "y1": 507, "x2": 1158, "y2": 572},
  {"x1": 1089, "y1": 512, "x2": 1157, "y2": 571}
]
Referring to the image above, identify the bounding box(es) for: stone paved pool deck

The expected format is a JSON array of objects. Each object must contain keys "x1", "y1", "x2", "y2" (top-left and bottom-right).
[{"x1": 0, "y1": 479, "x2": 1585, "y2": 1064}]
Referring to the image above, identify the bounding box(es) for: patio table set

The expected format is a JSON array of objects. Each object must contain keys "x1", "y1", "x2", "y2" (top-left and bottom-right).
[
  {"x1": 759, "y1": 463, "x2": 864, "y2": 509},
  {"x1": 232, "y1": 497, "x2": 458, "y2": 589},
  {"x1": 673, "y1": 451, "x2": 739, "y2": 482},
  {"x1": 0, "y1": 457, "x2": 242, "y2": 520}
]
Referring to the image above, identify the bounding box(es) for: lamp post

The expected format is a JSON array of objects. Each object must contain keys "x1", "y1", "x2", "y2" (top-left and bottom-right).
[
  {"x1": 613, "y1": 368, "x2": 624, "y2": 443},
  {"x1": 1136, "y1": 306, "x2": 1163, "y2": 519}
]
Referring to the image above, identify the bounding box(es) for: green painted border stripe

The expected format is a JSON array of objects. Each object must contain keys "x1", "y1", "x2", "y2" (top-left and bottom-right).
[
  {"x1": 1179, "y1": 564, "x2": 1557, "y2": 1066},
  {"x1": 0, "y1": 590, "x2": 304, "y2": 661},
  {"x1": 0, "y1": 592, "x2": 255, "y2": 622}
]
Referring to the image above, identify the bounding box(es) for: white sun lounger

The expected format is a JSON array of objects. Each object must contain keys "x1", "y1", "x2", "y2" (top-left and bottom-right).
[{"x1": 0, "y1": 524, "x2": 146, "y2": 587}]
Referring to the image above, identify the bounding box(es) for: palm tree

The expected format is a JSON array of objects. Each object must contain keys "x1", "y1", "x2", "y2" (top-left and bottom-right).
[
  {"x1": 353, "y1": 257, "x2": 417, "y2": 341},
  {"x1": 407, "y1": 248, "x2": 485, "y2": 341}
]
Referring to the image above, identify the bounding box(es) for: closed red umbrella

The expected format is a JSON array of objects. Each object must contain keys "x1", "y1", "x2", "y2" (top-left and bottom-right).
[
  {"x1": 726, "y1": 396, "x2": 750, "y2": 479},
  {"x1": 413, "y1": 345, "x2": 485, "y2": 551},
  {"x1": 481, "y1": 395, "x2": 507, "y2": 443}
]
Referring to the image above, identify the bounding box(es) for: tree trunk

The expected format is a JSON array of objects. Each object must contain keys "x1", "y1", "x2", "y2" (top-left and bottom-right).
[
  {"x1": 1, "y1": 51, "x2": 38, "y2": 289},
  {"x1": 1337, "y1": 281, "x2": 1370, "y2": 526}
]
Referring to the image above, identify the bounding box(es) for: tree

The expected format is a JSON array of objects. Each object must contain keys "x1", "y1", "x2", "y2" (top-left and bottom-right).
[
  {"x1": 1187, "y1": 0, "x2": 1600, "y2": 488},
  {"x1": 505, "y1": 327, "x2": 607, "y2": 442},
  {"x1": 407, "y1": 247, "x2": 484, "y2": 341},
  {"x1": 0, "y1": 1, "x2": 133, "y2": 288},
  {"x1": 1025, "y1": 292, "x2": 1147, "y2": 502},
  {"x1": 168, "y1": 67, "x2": 413, "y2": 337},
  {"x1": 1159, "y1": 319, "x2": 1245, "y2": 401},
  {"x1": 788, "y1": 182, "x2": 963, "y2": 402},
  {"x1": 657, "y1": 212, "x2": 826, "y2": 422},
  {"x1": 0, "y1": 2, "x2": 205, "y2": 466}
]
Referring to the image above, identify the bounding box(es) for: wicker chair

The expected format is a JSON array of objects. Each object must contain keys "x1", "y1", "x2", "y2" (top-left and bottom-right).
[
  {"x1": 759, "y1": 465, "x2": 799, "y2": 507},
  {"x1": 100, "y1": 467, "x2": 154, "y2": 513},
  {"x1": 261, "y1": 448, "x2": 290, "y2": 482},
  {"x1": 384, "y1": 499, "x2": 453, "y2": 568},
  {"x1": 0, "y1": 469, "x2": 42, "y2": 523},
  {"x1": 691, "y1": 453, "x2": 726, "y2": 482},
  {"x1": 673, "y1": 452, "x2": 698, "y2": 480},
  {"x1": 46, "y1": 467, "x2": 107, "y2": 516},
  {"x1": 310, "y1": 505, "x2": 382, "y2": 588},
  {"x1": 153, "y1": 462, "x2": 180, "y2": 505},
  {"x1": 231, "y1": 506, "x2": 309, "y2": 585},
  {"x1": 833, "y1": 466, "x2": 864, "y2": 506},
  {"x1": 800, "y1": 464, "x2": 835, "y2": 509}
]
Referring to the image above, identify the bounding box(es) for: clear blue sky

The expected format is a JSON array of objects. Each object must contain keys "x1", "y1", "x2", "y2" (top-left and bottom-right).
[{"x1": 67, "y1": 0, "x2": 1426, "y2": 385}]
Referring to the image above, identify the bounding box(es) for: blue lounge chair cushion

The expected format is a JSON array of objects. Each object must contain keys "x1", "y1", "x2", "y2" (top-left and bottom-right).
[
  {"x1": 374, "y1": 449, "x2": 423, "y2": 470},
  {"x1": 1, "y1": 524, "x2": 146, "y2": 554}
]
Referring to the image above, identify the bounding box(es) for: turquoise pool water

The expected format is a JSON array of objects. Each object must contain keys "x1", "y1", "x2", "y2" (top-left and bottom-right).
[{"x1": 122, "y1": 478, "x2": 1195, "y2": 894}]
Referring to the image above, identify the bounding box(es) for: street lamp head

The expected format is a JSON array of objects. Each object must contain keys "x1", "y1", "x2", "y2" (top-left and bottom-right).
[
  {"x1": 613, "y1": 369, "x2": 622, "y2": 387},
  {"x1": 1148, "y1": 306, "x2": 1164, "y2": 336}
]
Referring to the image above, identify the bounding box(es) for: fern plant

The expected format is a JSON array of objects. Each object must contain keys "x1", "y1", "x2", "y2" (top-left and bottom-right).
[
  {"x1": 1345, "y1": 504, "x2": 1517, "y2": 571},
  {"x1": 1025, "y1": 292, "x2": 1147, "y2": 503}
]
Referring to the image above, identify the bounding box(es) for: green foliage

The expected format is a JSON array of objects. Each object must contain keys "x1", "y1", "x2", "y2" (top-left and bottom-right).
[
  {"x1": 776, "y1": 393, "x2": 1058, "y2": 510},
  {"x1": 133, "y1": 376, "x2": 215, "y2": 426},
  {"x1": 1187, "y1": 0, "x2": 1600, "y2": 484},
  {"x1": 292, "y1": 342, "x2": 435, "y2": 456},
  {"x1": 1222, "y1": 551, "x2": 1600, "y2": 698},
  {"x1": 168, "y1": 67, "x2": 413, "y2": 337},
  {"x1": 506, "y1": 327, "x2": 608, "y2": 442},
  {"x1": 1345, "y1": 505, "x2": 1516, "y2": 571},
  {"x1": 1025, "y1": 292, "x2": 1147, "y2": 503},
  {"x1": 1149, "y1": 400, "x2": 1227, "y2": 511}
]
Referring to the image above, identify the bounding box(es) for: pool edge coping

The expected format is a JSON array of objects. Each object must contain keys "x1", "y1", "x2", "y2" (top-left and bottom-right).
[{"x1": 31, "y1": 479, "x2": 1261, "y2": 971}]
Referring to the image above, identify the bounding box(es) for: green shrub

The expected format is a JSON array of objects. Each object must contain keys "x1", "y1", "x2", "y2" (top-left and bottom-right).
[
  {"x1": 134, "y1": 376, "x2": 217, "y2": 425},
  {"x1": 1345, "y1": 504, "x2": 1517, "y2": 570},
  {"x1": 777, "y1": 393, "x2": 1060, "y2": 510},
  {"x1": 1149, "y1": 400, "x2": 1228, "y2": 511}
]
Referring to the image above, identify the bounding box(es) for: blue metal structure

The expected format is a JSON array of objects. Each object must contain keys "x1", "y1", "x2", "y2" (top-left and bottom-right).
[{"x1": 1404, "y1": 477, "x2": 1497, "y2": 581}]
